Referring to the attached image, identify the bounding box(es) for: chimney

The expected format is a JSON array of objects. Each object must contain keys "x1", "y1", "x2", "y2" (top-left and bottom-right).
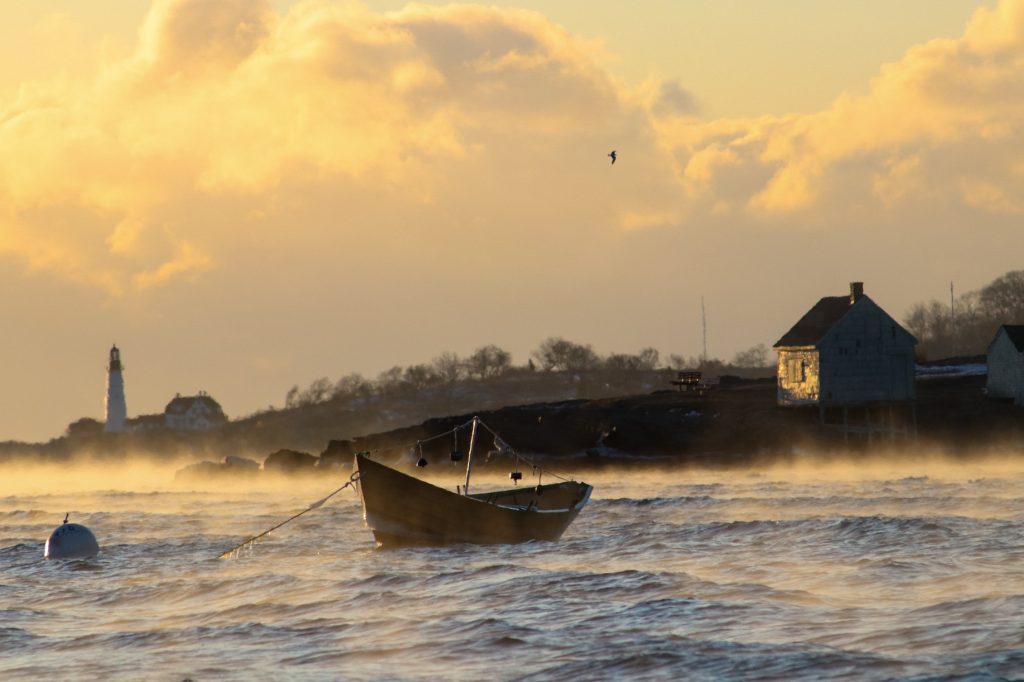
[{"x1": 850, "y1": 282, "x2": 864, "y2": 304}]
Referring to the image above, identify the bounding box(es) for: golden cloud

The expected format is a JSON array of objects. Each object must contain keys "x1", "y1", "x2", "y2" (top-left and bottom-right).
[
  {"x1": 658, "y1": 0, "x2": 1024, "y2": 222},
  {"x1": 6, "y1": 0, "x2": 1024, "y2": 299},
  {"x1": 0, "y1": 0, "x2": 659, "y2": 295},
  {"x1": 132, "y1": 240, "x2": 213, "y2": 290}
]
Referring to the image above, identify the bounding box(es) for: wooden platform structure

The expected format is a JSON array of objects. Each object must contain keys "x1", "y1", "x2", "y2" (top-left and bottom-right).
[{"x1": 671, "y1": 371, "x2": 710, "y2": 396}]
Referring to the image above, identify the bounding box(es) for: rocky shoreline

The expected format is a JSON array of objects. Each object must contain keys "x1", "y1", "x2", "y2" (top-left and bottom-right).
[
  {"x1": 172, "y1": 372, "x2": 1024, "y2": 479},
  {"x1": 5, "y1": 369, "x2": 1019, "y2": 477}
]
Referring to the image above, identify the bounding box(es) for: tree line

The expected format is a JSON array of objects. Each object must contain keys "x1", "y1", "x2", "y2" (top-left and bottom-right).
[
  {"x1": 281, "y1": 269, "x2": 1024, "y2": 410},
  {"x1": 283, "y1": 338, "x2": 774, "y2": 409},
  {"x1": 903, "y1": 270, "x2": 1024, "y2": 361}
]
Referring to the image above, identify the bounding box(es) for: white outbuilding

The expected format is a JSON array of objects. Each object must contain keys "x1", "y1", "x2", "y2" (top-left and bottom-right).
[
  {"x1": 986, "y1": 325, "x2": 1024, "y2": 406},
  {"x1": 164, "y1": 392, "x2": 227, "y2": 431}
]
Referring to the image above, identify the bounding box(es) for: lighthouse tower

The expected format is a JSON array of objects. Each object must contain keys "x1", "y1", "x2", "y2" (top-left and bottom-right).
[{"x1": 104, "y1": 345, "x2": 127, "y2": 432}]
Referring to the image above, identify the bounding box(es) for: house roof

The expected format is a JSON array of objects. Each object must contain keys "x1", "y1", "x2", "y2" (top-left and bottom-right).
[
  {"x1": 999, "y1": 325, "x2": 1024, "y2": 352},
  {"x1": 774, "y1": 296, "x2": 855, "y2": 348},
  {"x1": 165, "y1": 394, "x2": 224, "y2": 416}
]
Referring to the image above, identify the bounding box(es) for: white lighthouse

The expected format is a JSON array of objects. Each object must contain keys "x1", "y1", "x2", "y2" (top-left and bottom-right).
[{"x1": 104, "y1": 345, "x2": 127, "y2": 432}]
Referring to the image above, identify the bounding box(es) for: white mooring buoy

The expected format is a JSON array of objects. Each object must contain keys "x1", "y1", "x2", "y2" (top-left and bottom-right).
[{"x1": 44, "y1": 514, "x2": 99, "y2": 560}]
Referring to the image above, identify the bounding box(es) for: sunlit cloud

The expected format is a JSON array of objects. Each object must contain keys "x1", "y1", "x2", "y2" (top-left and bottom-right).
[
  {"x1": 5, "y1": 0, "x2": 1024, "y2": 301},
  {"x1": 619, "y1": 210, "x2": 681, "y2": 232},
  {"x1": 656, "y1": 0, "x2": 1024, "y2": 222},
  {"x1": 652, "y1": 81, "x2": 698, "y2": 117},
  {"x1": 132, "y1": 240, "x2": 213, "y2": 290},
  {"x1": 0, "y1": 0, "x2": 668, "y2": 296}
]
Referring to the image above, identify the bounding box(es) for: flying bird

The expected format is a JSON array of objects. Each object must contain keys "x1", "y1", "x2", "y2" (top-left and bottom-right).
[{"x1": 608, "y1": 150, "x2": 617, "y2": 165}]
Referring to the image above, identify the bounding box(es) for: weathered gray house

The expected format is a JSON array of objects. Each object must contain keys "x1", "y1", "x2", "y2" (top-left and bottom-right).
[
  {"x1": 986, "y1": 325, "x2": 1024, "y2": 406},
  {"x1": 773, "y1": 282, "x2": 917, "y2": 408}
]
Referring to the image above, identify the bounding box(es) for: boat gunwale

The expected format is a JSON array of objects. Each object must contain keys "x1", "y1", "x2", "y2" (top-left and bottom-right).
[{"x1": 354, "y1": 443, "x2": 592, "y2": 546}]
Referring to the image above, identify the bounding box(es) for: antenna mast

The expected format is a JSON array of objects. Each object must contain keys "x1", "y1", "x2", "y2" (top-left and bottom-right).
[
  {"x1": 950, "y1": 281, "x2": 956, "y2": 355},
  {"x1": 701, "y1": 296, "x2": 708, "y2": 364}
]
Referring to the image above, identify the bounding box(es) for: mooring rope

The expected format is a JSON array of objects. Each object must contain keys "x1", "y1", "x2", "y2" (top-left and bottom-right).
[
  {"x1": 361, "y1": 417, "x2": 577, "y2": 484},
  {"x1": 217, "y1": 417, "x2": 579, "y2": 559},
  {"x1": 217, "y1": 471, "x2": 361, "y2": 559}
]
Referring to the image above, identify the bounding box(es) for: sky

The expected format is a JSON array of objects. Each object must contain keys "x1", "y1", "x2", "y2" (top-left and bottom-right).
[{"x1": 2, "y1": 0, "x2": 1021, "y2": 442}]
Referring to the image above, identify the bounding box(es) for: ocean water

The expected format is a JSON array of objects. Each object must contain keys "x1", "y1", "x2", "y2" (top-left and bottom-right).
[{"x1": 2, "y1": 456, "x2": 1024, "y2": 681}]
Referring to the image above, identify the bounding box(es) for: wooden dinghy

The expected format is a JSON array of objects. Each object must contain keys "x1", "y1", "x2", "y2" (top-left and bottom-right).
[{"x1": 354, "y1": 418, "x2": 592, "y2": 547}]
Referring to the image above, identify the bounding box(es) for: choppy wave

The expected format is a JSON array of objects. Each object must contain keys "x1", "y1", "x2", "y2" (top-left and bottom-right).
[{"x1": 3, "y1": 466, "x2": 1024, "y2": 680}]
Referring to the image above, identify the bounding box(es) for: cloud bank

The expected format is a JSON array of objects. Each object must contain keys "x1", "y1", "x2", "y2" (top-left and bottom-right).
[
  {"x1": 0, "y1": 0, "x2": 666, "y2": 295},
  {"x1": 4, "y1": 0, "x2": 1024, "y2": 297},
  {"x1": 661, "y1": 0, "x2": 1024, "y2": 220}
]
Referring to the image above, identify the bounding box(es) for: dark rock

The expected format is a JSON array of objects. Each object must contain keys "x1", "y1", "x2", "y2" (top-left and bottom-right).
[
  {"x1": 321, "y1": 439, "x2": 354, "y2": 460},
  {"x1": 264, "y1": 449, "x2": 318, "y2": 472},
  {"x1": 318, "y1": 450, "x2": 351, "y2": 470},
  {"x1": 174, "y1": 460, "x2": 227, "y2": 481},
  {"x1": 174, "y1": 455, "x2": 261, "y2": 480},
  {"x1": 223, "y1": 455, "x2": 260, "y2": 472}
]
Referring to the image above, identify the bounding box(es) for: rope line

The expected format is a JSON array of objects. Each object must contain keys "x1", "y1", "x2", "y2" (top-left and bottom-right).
[
  {"x1": 363, "y1": 417, "x2": 576, "y2": 484},
  {"x1": 217, "y1": 416, "x2": 579, "y2": 559},
  {"x1": 217, "y1": 471, "x2": 360, "y2": 559},
  {"x1": 474, "y1": 418, "x2": 574, "y2": 484}
]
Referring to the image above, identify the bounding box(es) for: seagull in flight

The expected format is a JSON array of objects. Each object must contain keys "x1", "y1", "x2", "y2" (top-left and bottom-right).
[{"x1": 608, "y1": 150, "x2": 617, "y2": 165}]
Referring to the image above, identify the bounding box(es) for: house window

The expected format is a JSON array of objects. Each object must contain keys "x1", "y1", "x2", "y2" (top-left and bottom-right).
[{"x1": 787, "y1": 358, "x2": 807, "y2": 383}]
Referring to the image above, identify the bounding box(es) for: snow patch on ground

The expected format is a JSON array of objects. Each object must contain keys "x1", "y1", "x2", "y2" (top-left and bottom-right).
[{"x1": 916, "y1": 363, "x2": 987, "y2": 378}]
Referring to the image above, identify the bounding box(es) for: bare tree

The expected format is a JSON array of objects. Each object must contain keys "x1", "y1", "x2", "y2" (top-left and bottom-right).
[
  {"x1": 904, "y1": 270, "x2": 1024, "y2": 359},
  {"x1": 605, "y1": 353, "x2": 642, "y2": 371},
  {"x1": 636, "y1": 347, "x2": 660, "y2": 370},
  {"x1": 332, "y1": 372, "x2": 373, "y2": 400},
  {"x1": 533, "y1": 337, "x2": 600, "y2": 372},
  {"x1": 979, "y1": 270, "x2": 1024, "y2": 322},
  {"x1": 432, "y1": 352, "x2": 464, "y2": 385},
  {"x1": 301, "y1": 377, "x2": 333, "y2": 404},
  {"x1": 376, "y1": 366, "x2": 405, "y2": 394},
  {"x1": 667, "y1": 354, "x2": 689, "y2": 370},
  {"x1": 698, "y1": 357, "x2": 726, "y2": 374},
  {"x1": 465, "y1": 344, "x2": 512, "y2": 379},
  {"x1": 904, "y1": 300, "x2": 955, "y2": 359},
  {"x1": 732, "y1": 343, "x2": 771, "y2": 368},
  {"x1": 604, "y1": 348, "x2": 660, "y2": 371},
  {"x1": 404, "y1": 363, "x2": 439, "y2": 389},
  {"x1": 533, "y1": 337, "x2": 565, "y2": 370}
]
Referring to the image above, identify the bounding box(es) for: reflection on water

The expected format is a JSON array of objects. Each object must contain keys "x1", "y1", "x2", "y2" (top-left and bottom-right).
[{"x1": 3, "y1": 456, "x2": 1024, "y2": 680}]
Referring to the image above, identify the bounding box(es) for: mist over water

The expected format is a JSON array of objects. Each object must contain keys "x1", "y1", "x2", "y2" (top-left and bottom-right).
[{"x1": 3, "y1": 453, "x2": 1024, "y2": 680}]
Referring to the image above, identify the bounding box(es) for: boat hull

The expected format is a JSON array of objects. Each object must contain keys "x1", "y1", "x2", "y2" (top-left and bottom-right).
[{"x1": 355, "y1": 454, "x2": 591, "y2": 547}]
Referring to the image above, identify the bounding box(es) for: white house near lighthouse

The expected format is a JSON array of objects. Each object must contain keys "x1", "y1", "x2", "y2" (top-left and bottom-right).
[
  {"x1": 104, "y1": 345, "x2": 128, "y2": 432},
  {"x1": 164, "y1": 392, "x2": 227, "y2": 431}
]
